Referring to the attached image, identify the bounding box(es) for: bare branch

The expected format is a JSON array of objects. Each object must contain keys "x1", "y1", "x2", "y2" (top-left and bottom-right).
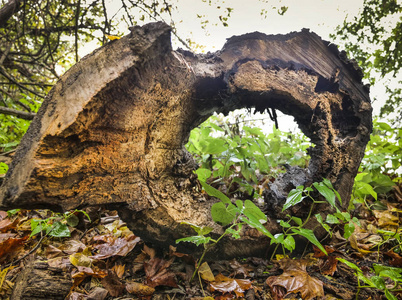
[
  {"x1": 0, "y1": 106, "x2": 36, "y2": 120},
  {"x1": 0, "y1": 0, "x2": 23, "y2": 28}
]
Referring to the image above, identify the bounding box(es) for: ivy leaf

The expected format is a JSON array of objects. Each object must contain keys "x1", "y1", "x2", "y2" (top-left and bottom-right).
[
  {"x1": 243, "y1": 200, "x2": 267, "y2": 223},
  {"x1": 176, "y1": 235, "x2": 211, "y2": 246},
  {"x1": 200, "y1": 181, "x2": 230, "y2": 204},
  {"x1": 291, "y1": 228, "x2": 327, "y2": 255},
  {"x1": 283, "y1": 235, "x2": 295, "y2": 252},
  {"x1": 49, "y1": 221, "x2": 70, "y2": 238},
  {"x1": 195, "y1": 168, "x2": 212, "y2": 182},
  {"x1": 283, "y1": 186, "x2": 305, "y2": 211},
  {"x1": 211, "y1": 202, "x2": 237, "y2": 226},
  {"x1": 343, "y1": 222, "x2": 355, "y2": 239},
  {"x1": 313, "y1": 181, "x2": 336, "y2": 208}
]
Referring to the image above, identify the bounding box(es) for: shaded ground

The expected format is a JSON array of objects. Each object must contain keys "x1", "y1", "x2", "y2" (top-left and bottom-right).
[{"x1": 0, "y1": 181, "x2": 402, "y2": 300}]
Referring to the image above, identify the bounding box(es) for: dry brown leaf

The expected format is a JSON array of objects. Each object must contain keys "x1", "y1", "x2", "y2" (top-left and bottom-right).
[
  {"x1": 385, "y1": 251, "x2": 402, "y2": 267},
  {"x1": 144, "y1": 257, "x2": 177, "y2": 288},
  {"x1": 0, "y1": 218, "x2": 18, "y2": 233},
  {"x1": 319, "y1": 255, "x2": 338, "y2": 276},
  {"x1": 266, "y1": 258, "x2": 324, "y2": 300},
  {"x1": 229, "y1": 259, "x2": 253, "y2": 278},
  {"x1": 198, "y1": 262, "x2": 215, "y2": 282},
  {"x1": 112, "y1": 264, "x2": 125, "y2": 278},
  {"x1": 90, "y1": 234, "x2": 140, "y2": 259},
  {"x1": 87, "y1": 287, "x2": 108, "y2": 300},
  {"x1": 126, "y1": 281, "x2": 155, "y2": 296},
  {"x1": 374, "y1": 210, "x2": 399, "y2": 230},
  {"x1": 101, "y1": 270, "x2": 125, "y2": 297},
  {"x1": 0, "y1": 236, "x2": 28, "y2": 263},
  {"x1": 349, "y1": 234, "x2": 373, "y2": 255},
  {"x1": 143, "y1": 245, "x2": 156, "y2": 259},
  {"x1": 209, "y1": 273, "x2": 252, "y2": 298}
]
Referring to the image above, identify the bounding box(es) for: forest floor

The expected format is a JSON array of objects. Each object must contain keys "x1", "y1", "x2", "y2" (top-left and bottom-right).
[{"x1": 0, "y1": 182, "x2": 402, "y2": 300}]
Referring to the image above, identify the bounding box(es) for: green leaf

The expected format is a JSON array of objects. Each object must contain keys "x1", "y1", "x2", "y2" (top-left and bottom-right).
[
  {"x1": 326, "y1": 214, "x2": 340, "y2": 224},
  {"x1": 291, "y1": 228, "x2": 327, "y2": 255},
  {"x1": 211, "y1": 202, "x2": 237, "y2": 226},
  {"x1": 75, "y1": 210, "x2": 91, "y2": 222},
  {"x1": 384, "y1": 289, "x2": 398, "y2": 300},
  {"x1": 344, "y1": 222, "x2": 355, "y2": 239},
  {"x1": 176, "y1": 235, "x2": 211, "y2": 246},
  {"x1": 282, "y1": 235, "x2": 295, "y2": 251},
  {"x1": 195, "y1": 168, "x2": 212, "y2": 182},
  {"x1": 314, "y1": 181, "x2": 336, "y2": 208},
  {"x1": 199, "y1": 138, "x2": 228, "y2": 154},
  {"x1": 66, "y1": 214, "x2": 79, "y2": 227},
  {"x1": 279, "y1": 220, "x2": 291, "y2": 228},
  {"x1": 7, "y1": 209, "x2": 20, "y2": 217},
  {"x1": 49, "y1": 221, "x2": 70, "y2": 237},
  {"x1": 315, "y1": 214, "x2": 332, "y2": 235},
  {"x1": 200, "y1": 181, "x2": 231, "y2": 204},
  {"x1": 243, "y1": 200, "x2": 267, "y2": 223},
  {"x1": 239, "y1": 215, "x2": 274, "y2": 240},
  {"x1": 370, "y1": 276, "x2": 386, "y2": 290},
  {"x1": 0, "y1": 162, "x2": 8, "y2": 174},
  {"x1": 282, "y1": 186, "x2": 305, "y2": 211},
  {"x1": 30, "y1": 219, "x2": 44, "y2": 237},
  {"x1": 226, "y1": 227, "x2": 241, "y2": 239},
  {"x1": 290, "y1": 216, "x2": 302, "y2": 226}
]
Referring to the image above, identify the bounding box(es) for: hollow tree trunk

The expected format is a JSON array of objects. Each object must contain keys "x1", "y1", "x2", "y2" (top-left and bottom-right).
[{"x1": 0, "y1": 22, "x2": 372, "y2": 257}]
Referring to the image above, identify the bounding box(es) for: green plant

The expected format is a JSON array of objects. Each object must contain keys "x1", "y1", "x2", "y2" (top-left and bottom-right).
[
  {"x1": 177, "y1": 180, "x2": 273, "y2": 281},
  {"x1": 30, "y1": 209, "x2": 91, "y2": 238},
  {"x1": 338, "y1": 258, "x2": 402, "y2": 300},
  {"x1": 0, "y1": 162, "x2": 8, "y2": 175},
  {"x1": 351, "y1": 120, "x2": 401, "y2": 209},
  {"x1": 186, "y1": 114, "x2": 311, "y2": 200},
  {"x1": 273, "y1": 179, "x2": 359, "y2": 258}
]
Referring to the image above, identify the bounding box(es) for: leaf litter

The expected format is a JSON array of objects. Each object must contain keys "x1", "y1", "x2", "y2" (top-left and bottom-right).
[{"x1": 1, "y1": 187, "x2": 402, "y2": 300}]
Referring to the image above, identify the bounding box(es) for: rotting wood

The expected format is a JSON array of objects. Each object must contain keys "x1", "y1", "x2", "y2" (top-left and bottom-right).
[
  {"x1": 10, "y1": 260, "x2": 71, "y2": 300},
  {"x1": 0, "y1": 22, "x2": 372, "y2": 257}
]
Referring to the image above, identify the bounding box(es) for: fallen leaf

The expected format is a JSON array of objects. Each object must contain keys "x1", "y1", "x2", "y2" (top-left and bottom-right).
[
  {"x1": 70, "y1": 252, "x2": 92, "y2": 267},
  {"x1": 229, "y1": 259, "x2": 253, "y2": 278},
  {"x1": 59, "y1": 240, "x2": 86, "y2": 254},
  {"x1": 0, "y1": 236, "x2": 28, "y2": 263},
  {"x1": 349, "y1": 234, "x2": 373, "y2": 255},
  {"x1": 266, "y1": 258, "x2": 324, "y2": 300},
  {"x1": 313, "y1": 245, "x2": 335, "y2": 258},
  {"x1": 209, "y1": 274, "x2": 252, "y2": 298},
  {"x1": 385, "y1": 251, "x2": 402, "y2": 267},
  {"x1": 143, "y1": 245, "x2": 156, "y2": 259},
  {"x1": 47, "y1": 257, "x2": 72, "y2": 270},
  {"x1": 144, "y1": 257, "x2": 178, "y2": 288},
  {"x1": 67, "y1": 292, "x2": 88, "y2": 300},
  {"x1": 374, "y1": 210, "x2": 399, "y2": 230},
  {"x1": 90, "y1": 234, "x2": 140, "y2": 259},
  {"x1": 198, "y1": 262, "x2": 215, "y2": 282},
  {"x1": 101, "y1": 270, "x2": 125, "y2": 297},
  {"x1": 87, "y1": 287, "x2": 108, "y2": 300},
  {"x1": 112, "y1": 264, "x2": 125, "y2": 278},
  {"x1": 0, "y1": 218, "x2": 18, "y2": 233},
  {"x1": 71, "y1": 266, "x2": 108, "y2": 287},
  {"x1": 319, "y1": 255, "x2": 338, "y2": 276},
  {"x1": 126, "y1": 281, "x2": 155, "y2": 296}
]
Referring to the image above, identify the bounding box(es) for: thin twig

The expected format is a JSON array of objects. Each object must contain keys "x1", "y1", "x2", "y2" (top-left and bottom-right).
[{"x1": 2, "y1": 234, "x2": 45, "y2": 268}]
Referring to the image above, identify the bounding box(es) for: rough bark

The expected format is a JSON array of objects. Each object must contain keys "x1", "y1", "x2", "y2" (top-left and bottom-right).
[
  {"x1": 11, "y1": 260, "x2": 71, "y2": 300},
  {"x1": 0, "y1": 22, "x2": 372, "y2": 257}
]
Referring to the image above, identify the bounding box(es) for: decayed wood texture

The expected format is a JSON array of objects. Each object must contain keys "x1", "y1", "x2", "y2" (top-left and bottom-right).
[
  {"x1": 0, "y1": 22, "x2": 372, "y2": 257},
  {"x1": 11, "y1": 260, "x2": 71, "y2": 300}
]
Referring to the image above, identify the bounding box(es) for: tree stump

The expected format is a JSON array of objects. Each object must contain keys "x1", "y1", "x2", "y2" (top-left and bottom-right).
[{"x1": 0, "y1": 22, "x2": 372, "y2": 257}]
